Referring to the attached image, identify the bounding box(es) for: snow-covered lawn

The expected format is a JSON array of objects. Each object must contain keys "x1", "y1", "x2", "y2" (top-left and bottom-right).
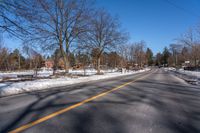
[
  {"x1": 165, "y1": 67, "x2": 200, "y2": 78},
  {"x1": 68, "y1": 68, "x2": 118, "y2": 76},
  {"x1": 177, "y1": 69, "x2": 200, "y2": 79},
  {"x1": 164, "y1": 67, "x2": 200, "y2": 85},
  {"x1": 0, "y1": 68, "x2": 117, "y2": 80},
  {"x1": 0, "y1": 70, "x2": 53, "y2": 79},
  {"x1": 0, "y1": 68, "x2": 150, "y2": 97}
]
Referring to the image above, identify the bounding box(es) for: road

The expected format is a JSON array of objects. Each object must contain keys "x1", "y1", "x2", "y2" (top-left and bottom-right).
[{"x1": 0, "y1": 69, "x2": 200, "y2": 133}]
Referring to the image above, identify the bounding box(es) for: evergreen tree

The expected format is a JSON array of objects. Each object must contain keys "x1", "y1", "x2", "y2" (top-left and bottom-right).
[
  {"x1": 162, "y1": 47, "x2": 171, "y2": 66},
  {"x1": 146, "y1": 48, "x2": 153, "y2": 66}
]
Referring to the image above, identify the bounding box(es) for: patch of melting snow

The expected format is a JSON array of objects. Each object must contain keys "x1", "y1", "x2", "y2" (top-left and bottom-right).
[{"x1": 0, "y1": 68, "x2": 150, "y2": 97}]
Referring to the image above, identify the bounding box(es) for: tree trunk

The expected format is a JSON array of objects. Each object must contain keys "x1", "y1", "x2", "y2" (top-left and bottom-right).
[
  {"x1": 84, "y1": 65, "x2": 86, "y2": 76},
  {"x1": 65, "y1": 34, "x2": 70, "y2": 73},
  {"x1": 195, "y1": 58, "x2": 197, "y2": 68},
  {"x1": 65, "y1": 56, "x2": 69, "y2": 73},
  {"x1": 18, "y1": 54, "x2": 21, "y2": 70},
  {"x1": 34, "y1": 61, "x2": 38, "y2": 78},
  {"x1": 59, "y1": 39, "x2": 69, "y2": 73},
  {"x1": 97, "y1": 57, "x2": 101, "y2": 74},
  {"x1": 62, "y1": 52, "x2": 68, "y2": 72},
  {"x1": 34, "y1": 68, "x2": 38, "y2": 78},
  {"x1": 29, "y1": 60, "x2": 32, "y2": 69},
  {"x1": 53, "y1": 68, "x2": 56, "y2": 75}
]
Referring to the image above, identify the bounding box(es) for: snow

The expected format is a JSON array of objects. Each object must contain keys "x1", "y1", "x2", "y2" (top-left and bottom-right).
[
  {"x1": 0, "y1": 68, "x2": 117, "y2": 80},
  {"x1": 178, "y1": 69, "x2": 200, "y2": 79},
  {"x1": 164, "y1": 67, "x2": 176, "y2": 71},
  {"x1": 0, "y1": 68, "x2": 150, "y2": 97},
  {"x1": 164, "y1": 67, "x2": 200, "y2": 85},
  {"x1": 165, "y1": 67, "x2": 200, "y2": 78},
  {"x1": 68, "y1": 68, "x2": 97, "y2": 76},
  {"x1": 0, "y1": 70, "x2": 54, "y2": 79}
]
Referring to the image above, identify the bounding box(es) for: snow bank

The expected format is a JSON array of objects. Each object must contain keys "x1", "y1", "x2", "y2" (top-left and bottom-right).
[
  {"x1": 0, "y1": 68, "x2": 150, "y2": 97},
  {"x1": 164, "y1": 67, "x2": 176, "y2": 71},
  {"x1": 68, "y1": 69, "x2": 97, "y2": 76},
  {"x1": 0, "y1": 68, "x2": 116, "y2": 80},
  {"x1": 178, "y1": 69, "x2": 200, "y2": 79},
  {"x1": 0, "y1": 70, "x2": 53, "y2": 79},
  {"x1": 165, "y1": 67, "x2": 200, "y2": 85}
]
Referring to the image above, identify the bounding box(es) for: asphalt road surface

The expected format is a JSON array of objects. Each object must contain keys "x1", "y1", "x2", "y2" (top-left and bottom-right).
[{"x1": 0, "y1": 69, "x2": 200, "y2": 133}]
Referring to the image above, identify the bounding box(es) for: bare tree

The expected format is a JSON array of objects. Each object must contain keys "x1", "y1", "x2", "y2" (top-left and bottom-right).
[
  {"x1": 0, "y1": 33, "x2": 3, "y2": 48},
  {"x1": 130, "y1": 41, "x2": 146, "y2": 68},
  {"x1": 117, "y1": 44, "x2": 130, "y2": 68},
  {"x1": 0, "y1": 47, "x2": 9, "y2": 71},
  {"x1": 169, "y1": 44, "x2": 182, "y2": 67},
  {"x1": 32, "y1": 52, "x2": 44, "y2": 78},
  {"x1": 0, "y1": 1, "x2": 29, "y2": 38},
  {"x1": 2, "y1": 0, "x2": 93, "y2": 73},
  {"x1": 23, "y1": 44, "x2": 33, "y2": 69},
  {"x1": 179, "y1": 29, "x2": 200, "y2": 67},
  {"x1": 79, "y1": 9, "x2": 128, "y2": 74},
  {"x1": 0, "y1": 34, "x2": 8, "y2": 71}
]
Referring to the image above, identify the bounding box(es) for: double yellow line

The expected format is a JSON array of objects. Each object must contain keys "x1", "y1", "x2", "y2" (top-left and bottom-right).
[{"x1": 9, "y1": 72, "x2": 151, "y2": 133}]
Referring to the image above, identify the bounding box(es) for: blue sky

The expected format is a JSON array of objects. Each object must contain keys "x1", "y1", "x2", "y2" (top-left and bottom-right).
[
  {"x1": 4, "y1": 0, "x2": 200, "y2": 54},
  {"x1": 95, "y1": 0, "x2": 200, "y2": 53}
]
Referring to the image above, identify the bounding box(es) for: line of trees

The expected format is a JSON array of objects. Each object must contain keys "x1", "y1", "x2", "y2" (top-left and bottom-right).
[
  {"x1": 0, "y1": 43, "x2": 44, "y2": 71},
  {"x1": 1, "y1": 0, "x2": 155, "y2": 73},
  {"x1": 1, "y1": 0, "x2": 200, "y2": 73},
  {"x1": 0, "y1": 37, "x2": 154, "y2": 72},
  {"x1": 0, "y1": 0, "x2": 128, "y2": 73},
  {"x1": 155, "y1": 27, "x2": 200, "y2": 69}
]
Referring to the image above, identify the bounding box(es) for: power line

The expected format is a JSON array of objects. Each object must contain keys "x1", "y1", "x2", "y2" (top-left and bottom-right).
[{"x1": 163, "y1": 0, "x2": 200, "y2": 18}]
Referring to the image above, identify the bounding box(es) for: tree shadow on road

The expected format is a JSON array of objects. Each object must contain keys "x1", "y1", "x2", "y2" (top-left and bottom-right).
[
  {"x1": 1, "y1": 75, "x2": 200, "y2": 133},
  {"x1": 0, "y1": 80, "x2": 128, "y2": 133},
  {"x1": 120, "y1": 80, "x2": 200, "y2": 133}
]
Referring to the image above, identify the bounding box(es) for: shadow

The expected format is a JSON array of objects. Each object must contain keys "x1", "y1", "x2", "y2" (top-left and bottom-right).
[
  {"x1": 0, "y1": 69, "x2": 200, "y2": 133},
  {"x1": 0, "y1": 82, "x2": 92, "y2": 132},
  {"x1": 0, "y1": 77, "x2": 134, "y2": 132}
]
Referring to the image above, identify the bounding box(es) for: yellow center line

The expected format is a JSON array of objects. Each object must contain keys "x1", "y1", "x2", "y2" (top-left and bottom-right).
[{"x1": 9, "y1": 72, "x2": 151, "y2": 133}]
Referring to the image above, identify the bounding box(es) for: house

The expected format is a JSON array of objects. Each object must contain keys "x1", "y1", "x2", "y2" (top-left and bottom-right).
[{"x1": 45, "y1": 60, "x2": 54, "y2": 69}]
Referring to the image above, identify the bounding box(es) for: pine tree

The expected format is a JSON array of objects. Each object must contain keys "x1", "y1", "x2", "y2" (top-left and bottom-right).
[{"x1": 146, "y1": 48, "x2": 153, "y2": 66}]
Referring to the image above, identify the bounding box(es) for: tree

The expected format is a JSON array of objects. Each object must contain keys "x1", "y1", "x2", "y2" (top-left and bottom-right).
[
  {"x1": 162, "y1": 47, "x2": 171, "y2": 66},
  {"x1": 117, "y1": 44, "x2": 130, "y2": 68},
  {"x1": 2, "y1": 0, "x2": 93, "y2": 72},
  {"x1": 79, "y1": 9, "x2": 128, "y2": 73},
  {"x1": 69, "y1": 53, "x2": 76, "y2": 67},
  {"x1": 52, "y1": 48, "x2": 62, "y2": 75},
  {"x1": 0, "y1": 0, "x2": 28, "y2": 38},
  {"x1": 130, "y1": 41, "x2": 146, "y2": 68},
  {"x1": 0, "y1": 46, "x2": 9, "y2": 71},
  {"x1": 181, "y1": 47, "x2": 190, "y2": 62},
  {"x1": 155, "y1": 52, "x2": 162, "y2": 66},
  {"x1": 32, "y1": 52, "x2": 44, "y2": 77},
  {"x1": 23, "y1": 44, "x2": 33, "y2": 69},
  {"x1": 107, "y1": 52, "x2": 120, "y2": 68},
  {"x1": 22, "y1": 44, "x2": 44, "y2": 74},
  {"x1": 146, "y1": 48, "x2": 153, "y2": 66},
  {"x1": 169, "y1": 44, "x2": 182, "y2": 67},
  {"x1": 90, "y1": 48, "x2": 99, "y2": 69},
  {"x1": 179, "y1": 29, "x2": 200, "y2": 67},
  {"x1": 12, "y1": 49, "x2": 22, "y2": 70}
]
